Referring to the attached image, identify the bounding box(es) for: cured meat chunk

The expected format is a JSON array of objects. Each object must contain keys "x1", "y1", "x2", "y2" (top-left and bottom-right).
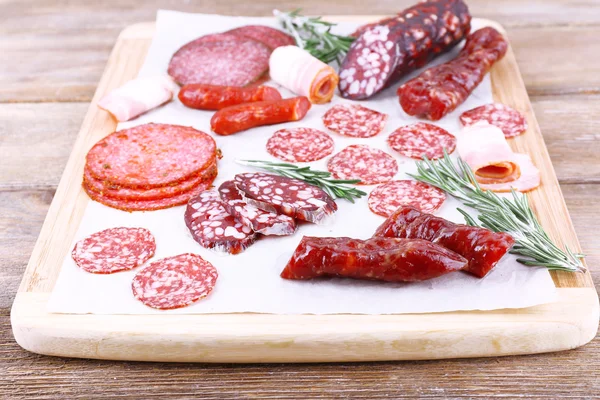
[
  {"x1": 388, "y1": 123, "x2": 456, "y2": 160},
  {"x1": 338, "y1": 0, "x2": 472, "y2": 99},
  {"x1": 71, "y1": 227, "x2": 156, "y2": 274},
  {"x1": 83, "y1": 161, "x2": 217, "y2": 201},
  {"x1": 210, "y1": 96, "x2": 311, "y2": 135},
  {"x1": 185, "y1": 190, "x2": 257, "y2": 254},
  {"x1": 84, "y1": 179, "x2": 213, "y2": 212},
  {"x1": 85, "y1": 123, "x2": 217, "y2": 189},
  {"x1": 374, "y1": 206, "x2": 515, "y2": 278},
  {"x1": 327, "y1": 145, "x2": 398, "y2": 185},
  {"x1": 226, "y1": 25, "x2": 295, "y2": 50},
  {"x1": 234, "y1": 172, "x2": 337, "y2": 224},
  {"x1": 266, "y1": 128, "x2": 334, "y2": 162},
  {"x1": 218, "y1": 180, "x2": 296, "y2": 236},
  {"x1": 398, "y1": 27, "x2": 508, "y2": 121},
  {"x1": 168, "y1": 34, "x2": 271, "y2": 86},
  {"x1": 132, "y1": 253, "x2": 218, "y2": 310},
  {"x1": 368, "y1": 180, "x2": 446, "y2": 217},
  {"x1": 322, "y1": 104, "x2": 387, "y2": 138},
  {"x1": 269, "y1": 46, "x2": 339, "y2": 104},
  {"x1": 179, "y1": 84, "x2": 281, "y2": 110},
  {"x1": 460, "y1": 103, "x2": 528, "y2": 138},
  {"x1": 280, "y1": 236, "x2": 468, "y2": 282}
]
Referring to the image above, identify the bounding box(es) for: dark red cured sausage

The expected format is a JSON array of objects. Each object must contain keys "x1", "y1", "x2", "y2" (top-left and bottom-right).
[
  {"x1": 374, "y1": 206, "x2": 515, "y2": 278},
  {"x1": 132, "y1": 253, "x2": 218, "y2": 310},
  {"x1": 72, "y1": 227, "x2": 156, "y2": 274},
  {"x1": 280, "y1": 236, "x2": 468, "y2": 282},
  {"x1": 218, "y1": 180, "x2": 296, "y2": 236},
  {"x1": 210, "y1": 96, "x2": 311, "y2": 135},
  {"x1": 398, "y1": 27, "x2": 508, "y2": 121},
  {"x1": 179, "y1": 84, "x2": 282, "y2": 110},
  {"x1": 234, "y1": 173, "x2": 337, "y2": 224},
  {"x1": 338, "y1": 0, "x2": 471, "y2": 99},
  {"x1": 226, "y1": 25, "x2": 296, "y2": 50}
]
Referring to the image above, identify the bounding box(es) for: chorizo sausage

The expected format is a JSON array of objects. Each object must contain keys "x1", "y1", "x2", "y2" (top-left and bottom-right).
[{"x1": 179, "y1": 84, "x2": 281, "y2": 110}]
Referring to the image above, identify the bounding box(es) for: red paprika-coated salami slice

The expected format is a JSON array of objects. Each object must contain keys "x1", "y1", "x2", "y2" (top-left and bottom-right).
[
  {"x1": 71, "y1": 227, "x2": 156, "y2": 274},
  {"x1": 368, "y1": 180, "x2": 446, "y2": 217},
  {"x1": 327, "y1": 145, "x2": 398, "y2": 185},
  {"x1": 234, "y1": 173, "x2": 337, "y2": 224},
  {"x1": 388, "y1": 123, "x2": 456, "y2": 160},
  {"x1": 218, "y1": 180, "x2": 296, "y2": 236},
  {"x1": 322, "y1": 104, "x2": 387, "y2": 138},
  {"x1": 85, "y1": 123, "x2": 217, "y2": 189},
  {"x1": 460, "y1": 103, "x2": 528, "y2": 138},
  {"x1": 266, "y1": 128, "x2": 334, "y2": 162},
  {"x1": 168, "y1": 34, "x2": 271, "y2": 86},
  {"x1": 132, "y1": 253, "x2": 218, "y2": 310},
  {"x1": 226, "y1": 25, "x2": 295, "y2": 50},
  {"x1": 185, "y1": 190, "x2": 257, "y2": 254}
]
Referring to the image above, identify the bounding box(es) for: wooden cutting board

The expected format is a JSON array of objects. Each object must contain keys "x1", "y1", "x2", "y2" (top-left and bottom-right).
[{"x1": 10, "y1": 17, "x2": 599, "y2": 363}]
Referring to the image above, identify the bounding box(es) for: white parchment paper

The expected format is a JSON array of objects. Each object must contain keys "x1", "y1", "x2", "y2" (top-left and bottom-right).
[{"x1": 48, "y1": 11, "x2": 557, "y2": 315}]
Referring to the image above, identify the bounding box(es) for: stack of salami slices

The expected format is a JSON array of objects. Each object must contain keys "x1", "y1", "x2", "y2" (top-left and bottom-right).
[{"x1": 83, "y1": 123, "x2": 218, "y2": 212}]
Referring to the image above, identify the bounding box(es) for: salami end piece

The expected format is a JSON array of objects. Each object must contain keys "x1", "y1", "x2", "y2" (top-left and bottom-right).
[
  {"x1": 72, "y1": 227, "x2": 156, "y2": 274},
  {"x1": 266, "y1": 128, "x2": 334, "y2": 162},
  {"x1": 226, "y1": 25, "x2": 296, "y2": 50},
  {"x1": 132, "y1": 253, "x2": 218, "y2": 310},
  {"x1": 388, "y1": 123, "x2": 456, "y2": 160},
  {"x1": 234, "y1": 173, "x2": 337, "y2": 224},
  {"x1": 322, "y1": 104, "x2": 387, "y2": 138},
  {"x1": 368, "y1": 180, "x2": 446, "y2": 217},
  {"x1": 185, "y1": 190, "x2": 257, "y2": 254},
  {"x1": 218, "y1": 180, "x2": 296, "y2": 236},
  {"x1": 460, "y1": 103, "x2": 528, "y2": 138},
  {"x1": 327, "y1": 145, "x2": 398, "y2": 185}
]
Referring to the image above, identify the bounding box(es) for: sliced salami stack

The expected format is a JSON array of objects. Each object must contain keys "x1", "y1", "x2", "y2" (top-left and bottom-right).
[{"x1": 83, "y1": 123, "x2": 219, "y2": 211}]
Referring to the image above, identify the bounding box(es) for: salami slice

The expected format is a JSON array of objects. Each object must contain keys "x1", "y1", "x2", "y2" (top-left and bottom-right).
[
  {"x1": 388, "y1": 123, "x2": 456, "y2": 160},
  {"x1": 86, "y1": 123, "x2": 217, "y2": 189},
  {"x1": 185, "y1": 190, "x2": 257, "y2": 254},
  {"x1": 132, "y1": 253, "x2": 218, "y2": 310},
  {"x1": 266, "y1": 128, "x2": 334, "y2": 162},
  {"x1": 226, "y1": 25, "x2": 295, "y2": 50},
  {"x1": 368, "y1": 180, "x2": 446, "y2": 217},
  {"x1": 71, "y1": 227, "x2": 156, "y2": 274},
  {"x1": 83, "y1": 161, "x2": 217, "y2": 201},
  {"x1": 460, "y1": 103, "x2": 528, "y2": 138},
  {"x1": 234, "y1": 173, "x2": 337, "y2": 224},
  {"x1": 322, "y1": 104, "x2": 387, "y2": 138},
  {"x1": 327, "y1": 145, "x2": 398, "y2": 185},
  {"x1": 168, "y1": 34, "x2": 271, "y2": 86},
  {"x1": 218, "y1": 181, "x2": 296, "y2": 236},
  {"x1": 84, "y1": 179, "x2": 213, "y2": 212}
]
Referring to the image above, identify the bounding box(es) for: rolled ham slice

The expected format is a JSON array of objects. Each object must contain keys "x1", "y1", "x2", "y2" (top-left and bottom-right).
[
  {"x1": 457, "y1": 122, "x2": 540, "y2": 192},
  {"x1": 269, "y1": 46, "x2": 339, "y2": 104},
  {"x1": 98, "y1": 75, "x2": 178, "y2": 122}
]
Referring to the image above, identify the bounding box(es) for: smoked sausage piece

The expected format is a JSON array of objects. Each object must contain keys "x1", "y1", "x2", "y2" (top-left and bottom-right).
[
  {"x1": 374, "y1": 206, "x2": 515, "y2": 278},
  {"x1": 280, "y1": 236, "x2": 468, "y2": 282},
  {"x1": 210, "y1": 96, "x2": 311, "y2": 135},
  {"x1": 179, "y1": 84, "x2": 282, "y2": 110}
]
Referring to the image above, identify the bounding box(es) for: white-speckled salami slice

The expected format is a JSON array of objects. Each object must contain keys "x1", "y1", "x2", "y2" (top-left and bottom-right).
[
  {"x1": 327, "y1": 145, "x2": 398, "y2": 185},
  {"x1": 322, "y1": 104, "x2": 387, "y2": 138},
  {"x1": 71, "y1": 227, "x2": 156, "y2": 274},
  {"x1": 368, "y1": 180, "x2": 446, "y2": 217},
  {"x1": 185, "y1": 190, "x2": 257, "y2": 254},
  {"x1": 218, "y1": 180, "x2": 296, "y2": 236},
  {"x1": 388, "y1": 123, "x2": 456, "y2": 160},
  {"x1": 266, "y1": 128, "x2": 334, "y2": 162},
  {"x1": 460, "y1": 103, "x2": 527, "y2": 138},
  {"x1": 168, "y1": 34, "x2": 271, "y2": 86},
  {"x1": 234, "y1": 172, "x2": 337, "y2": 224},
  {"x1": 132, "y1": 253, "x2": 218, "y2": 310}
]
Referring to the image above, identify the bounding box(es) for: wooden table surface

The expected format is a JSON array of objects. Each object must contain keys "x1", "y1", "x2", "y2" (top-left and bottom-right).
[{"x1": 2, "y1": 0, "x2": 599, "y2": 398}]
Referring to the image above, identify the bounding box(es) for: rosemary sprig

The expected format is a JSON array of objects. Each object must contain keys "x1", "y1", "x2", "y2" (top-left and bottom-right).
[
  {"x1": 274, "y1": 9, "x2": 355, "y2": 65},
  {"x1": 409, "y1": 151, "x2": 586, "y2": 273},
  {"x1": 236, "y1": 159, "x2": 366, "y2": 202}
]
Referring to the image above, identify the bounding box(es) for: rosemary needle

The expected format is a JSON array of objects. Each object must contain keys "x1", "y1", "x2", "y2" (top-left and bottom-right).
[{"x1": 409, "y1": 151, "x2": 586, "y2": 273}]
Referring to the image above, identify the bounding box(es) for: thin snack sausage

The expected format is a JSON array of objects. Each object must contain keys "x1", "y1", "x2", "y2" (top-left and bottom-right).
[
  {"x1": 179, "y1": 84, "x2": 282, "y2": 110},
  {"x1": 210, "y1": 96, "x2": 311, "y2": 135}
]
